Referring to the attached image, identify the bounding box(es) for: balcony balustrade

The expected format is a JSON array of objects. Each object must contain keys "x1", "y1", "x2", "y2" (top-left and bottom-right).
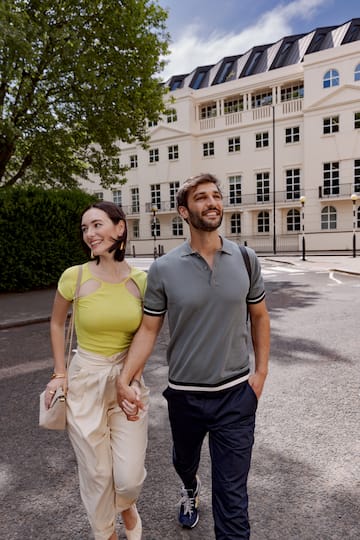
[{"x1": 198, "y1": 99, "x2": 303, "y2": 131}]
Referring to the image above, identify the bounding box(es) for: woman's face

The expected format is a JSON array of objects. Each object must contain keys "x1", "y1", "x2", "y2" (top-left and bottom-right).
[{"x1": 81, "y1": 208, "x2": 124, "y2": 258}]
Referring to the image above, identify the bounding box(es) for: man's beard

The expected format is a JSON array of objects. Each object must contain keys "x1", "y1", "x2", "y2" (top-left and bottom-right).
[{"x1": 187, "y1": 208, "x2": 223, "y2": 231}]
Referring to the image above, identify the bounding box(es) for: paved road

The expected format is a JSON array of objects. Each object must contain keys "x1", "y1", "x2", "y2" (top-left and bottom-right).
[{"x1": 0, "y1": 257, "x2": 359, "y2": 539}]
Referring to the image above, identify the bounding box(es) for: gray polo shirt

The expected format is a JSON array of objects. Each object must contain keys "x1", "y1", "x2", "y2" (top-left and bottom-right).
[{"x1": 144, "y1": 237, "x2": 265, "y2": 392}]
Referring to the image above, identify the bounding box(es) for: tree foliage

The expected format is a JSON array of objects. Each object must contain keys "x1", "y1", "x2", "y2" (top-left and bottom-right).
[
  {"x1": 0, "y1": 186, "x2": 96, "y2": 291},
  {"x1": 0, "y1": 0, "x2": 169, "y2": 189}
]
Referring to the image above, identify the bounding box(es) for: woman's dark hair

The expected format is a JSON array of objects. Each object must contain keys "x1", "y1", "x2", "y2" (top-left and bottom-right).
[{"x1": 80, "y1": 201, "x2": 127, "y2": 263}]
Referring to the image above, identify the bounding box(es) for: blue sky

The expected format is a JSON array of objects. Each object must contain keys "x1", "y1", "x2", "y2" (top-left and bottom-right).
[{"x1": 157, "y1": 0, "x2": 359, "y2": 80}]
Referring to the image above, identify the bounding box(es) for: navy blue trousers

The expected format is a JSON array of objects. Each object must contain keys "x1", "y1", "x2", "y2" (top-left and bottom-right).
[{"x1": 163, "y1": 382, "x2": 257, "y2": 540}]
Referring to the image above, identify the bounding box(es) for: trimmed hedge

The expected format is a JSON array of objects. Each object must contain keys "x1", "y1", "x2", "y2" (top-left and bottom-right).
[{"x1": 0, "y1": 186, "x2": 96, "y2": 292}]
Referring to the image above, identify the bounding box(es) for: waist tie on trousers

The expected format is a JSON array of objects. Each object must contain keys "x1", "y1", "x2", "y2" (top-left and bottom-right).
[
  {"x1": 75, "y1": 347, "x2": 128, "y2": 369},
  {"x1": 67, "y1": 347, "x2": 129, "y2": 427}
]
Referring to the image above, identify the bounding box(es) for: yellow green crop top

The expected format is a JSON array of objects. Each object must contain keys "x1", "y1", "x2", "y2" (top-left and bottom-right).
[{"x1": 58, "y1": 263, "x2": 147, "y2": 356}]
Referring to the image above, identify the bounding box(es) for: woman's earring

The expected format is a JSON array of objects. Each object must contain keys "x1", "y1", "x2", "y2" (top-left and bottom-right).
[{"x1": 119, "y1": 241, "x2": 124, "y2": 251}]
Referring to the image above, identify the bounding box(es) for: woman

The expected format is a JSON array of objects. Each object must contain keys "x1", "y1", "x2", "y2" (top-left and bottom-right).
[{"x1": 45, "y1": 201, "x2": 148, "y2": 540}]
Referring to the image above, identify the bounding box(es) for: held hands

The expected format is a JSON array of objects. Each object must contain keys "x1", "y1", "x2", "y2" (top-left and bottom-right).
[{"x1": 116, "y1": 378, "x2": 145, "y2": 422}]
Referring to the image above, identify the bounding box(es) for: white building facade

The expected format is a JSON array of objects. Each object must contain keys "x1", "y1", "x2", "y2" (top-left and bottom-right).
[{"x1": 82, "y1": 19, "x2": 360, "y2": 255}]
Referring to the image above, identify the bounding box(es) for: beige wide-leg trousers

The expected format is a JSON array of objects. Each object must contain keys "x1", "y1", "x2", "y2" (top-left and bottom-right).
[{"x1": 66, "y1": 347, "x2": 149, "y2": 540}]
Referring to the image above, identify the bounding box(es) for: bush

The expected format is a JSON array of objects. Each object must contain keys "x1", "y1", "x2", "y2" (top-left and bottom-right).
[{"x1": 0, "y1": 186, "x2": 96, "y2": 291}]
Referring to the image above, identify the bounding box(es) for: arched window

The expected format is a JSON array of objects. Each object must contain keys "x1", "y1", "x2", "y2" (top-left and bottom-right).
[
  {"x1": 230, "y1": 213, "x2": 241, "y2": 234},
  {"x1": 355, "y1": 63, "x2": 360, "y2": 81},
  {"x1": 323, "y1": 69, "x2": 339, "y2": 88},
  {"x1": 321, "y1": 206, "x2": 337, "y2": 230},
  {"x1": 287, "y1": 209, "x2": 300, "y2": 231},
  {"x1": 172, "y1": 216, "x2": 183, "y2": 236},
  {"x1": 258, "y1": 211, "x2": 270, "y2": 233}
]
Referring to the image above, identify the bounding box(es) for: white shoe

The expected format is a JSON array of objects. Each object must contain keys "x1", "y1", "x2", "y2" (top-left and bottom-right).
[{"x1": 125, "y1": 505, "x2": 142, "y2": 540}]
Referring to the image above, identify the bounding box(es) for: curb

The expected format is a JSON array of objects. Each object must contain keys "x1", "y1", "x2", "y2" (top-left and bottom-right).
[
  {"x1": 0, "y1": 316, "x2": 51, "y2": 331},
  {"x1": 264, "y1": 258, "x2": 296, "y2": 266},
  {"x1": 329, "y1": 268, "x2": 360, "y2": 276}
]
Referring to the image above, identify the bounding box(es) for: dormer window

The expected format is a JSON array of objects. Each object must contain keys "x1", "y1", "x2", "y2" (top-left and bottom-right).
[
  {"x1": 323, "y1": 69, "x2": 339, "y2": 88},
  {"x1": 355, "y1": 63, "x2": 360, "y2": 81}
]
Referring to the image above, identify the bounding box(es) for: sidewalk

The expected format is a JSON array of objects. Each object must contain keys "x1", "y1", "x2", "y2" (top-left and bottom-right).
[{"x1": 1, "y1": 255, "x2": 359, "y2": 330}]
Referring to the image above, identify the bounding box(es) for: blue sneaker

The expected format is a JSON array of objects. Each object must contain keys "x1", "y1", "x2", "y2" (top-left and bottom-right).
[{"x1": 178, "y1": 475, "x2": 201, "y2": 528}]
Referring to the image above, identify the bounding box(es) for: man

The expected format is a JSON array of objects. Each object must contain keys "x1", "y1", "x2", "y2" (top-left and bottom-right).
[{"x1": 117, "y1": 173, "x2": 270, "y2": 539}]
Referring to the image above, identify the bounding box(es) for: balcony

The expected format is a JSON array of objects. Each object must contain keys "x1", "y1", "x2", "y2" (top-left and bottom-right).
[
  {"x1": 318, "y1": 183, "x2": 360, "y2": 200},
  {"x1": 125, "y1": 192, "x2": 306, "y2": 217},
  {"x1": 145, "y1": 201, "x2": 177, "y2": 213},
  {"x1": 198, "y1": 99, "x2": 303, "y2": 132},
  {"x1": 121, "y1": 205, "x2": 140, "y2": 216},
  {"x1": 223, "y1": 191, "x2": 304, "y2": 208}
]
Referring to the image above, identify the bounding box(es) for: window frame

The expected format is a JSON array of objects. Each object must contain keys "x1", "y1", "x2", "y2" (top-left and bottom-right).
[
  {"x1": 286, "y1": 168, "x2": 301, "y2": 200},
  {"x1": 323, "y1": 162, "x2": 340, "y2": 196},
  {"x1": 354, "y1": 112, "x2": 360, "y2": 129},
  {"x1": 131, "y1": 187, "x2": 140, "y2": 213},
  {"x1": 168, "y1": 144, "x2": 179, "y2": 161},
  {"x1": 230, "y1": 213, "x2": 241, "y2": 234},
  {"x1": 323, "y1": 115, "x2": 339, "y2": 135},
  {"x1": 252, "y1": 91, "x2": 272, "y2": 109},
  {"x1": 323, "y1": 69, "x2": 339, "y2": 88},
  {"x1": 150, "y1": 184, "x2": 161, "y2": 208},
  {"x1": 203, "y1": 141, "x2": 215, "y2": 157},
  {"x1": 256, "y1": 172, "x2": 270, "y2": 203},
  {"x1": 166, "y1": 108, "x2": 178, "y2": 123},
  {"x1": 354, "y1": 159, "x2": 360, "y2": 193},
  {"x1": 229, "y1": 175, "x2": 242, "y2": 205},
  {"x1": 321, "y1": 206, "x2": 337, "y2": 230},
  {"x1": 281, "y1": 83, "x2": 304, "y2": 102},
  {"x1": 130, "y1": 154, "x2": 138, "y2": 169},
  {"x1": 354, "y1": 63, "x2": 360, "y2": 81},
  {"x1": 258, "y1": 211, "x2": 270, "y2": 233},
  {"x1": 200, "y1": 103, "x2": 217, "y2": 119},
  {"x1": 169, "y1": 181, "x2": 180, "y2": 209},
  {"x1": 172, "y1": 216, "x2": 183, "y2": 236},
  {"x1": 112, "y1": 190, "x2": 122, "y2": 206},
  {"x1": 132, "y1": 219, "x2": 140, "y2": 239},
  {"x1": 285, "y1": 126, "x2": 300, "y2": 144},
  {"x1": 149, "y1": 148, "x2": 159, "y2": 164},
  {"x1": 224, "y1": 97, "x2": 243, "y2": 114},
  {"x1": 228, "y1": 136, "x2": 241, "y2": 153},
  {"x1": 287, "y1": 208, "x2": 300, "y2": 232},
  {"x1": 255, "y1": 131, "x2": 269, "y2": 149}
]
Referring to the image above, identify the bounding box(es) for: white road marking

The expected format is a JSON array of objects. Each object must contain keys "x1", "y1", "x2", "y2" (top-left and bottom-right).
[
  {"x1": 329, "y1": 271, "x2": 342, "y2": 284},
  {"x1": 0, "y1": 358, "x2": 52, "y2": 380}
]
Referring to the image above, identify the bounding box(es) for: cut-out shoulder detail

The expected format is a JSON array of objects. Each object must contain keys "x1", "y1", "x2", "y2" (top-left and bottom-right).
[
  {"x1": 77, "y1": 277, "x2": 142, "y2": 301},
  {"x1": 126, "y1": 278, "x2": 142, "y2": 300},
  {"x1": 79, "y1": 279, "x2": 101, "y2": 298}
]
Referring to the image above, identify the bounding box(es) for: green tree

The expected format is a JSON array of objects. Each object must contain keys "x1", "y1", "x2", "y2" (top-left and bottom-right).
[{"x1": 0, "y1": 0, "x2": 169, "y2": 189}]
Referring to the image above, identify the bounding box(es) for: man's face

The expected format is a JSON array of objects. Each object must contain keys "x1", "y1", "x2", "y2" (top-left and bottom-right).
[{"x1": 180, "y1": 182, "x2": 223, "y2": 231}]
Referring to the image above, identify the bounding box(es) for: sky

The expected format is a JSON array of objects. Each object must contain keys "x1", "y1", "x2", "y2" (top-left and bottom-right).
[{"x1": 157, "y1": 0, "x2": 360, "y2": 80}]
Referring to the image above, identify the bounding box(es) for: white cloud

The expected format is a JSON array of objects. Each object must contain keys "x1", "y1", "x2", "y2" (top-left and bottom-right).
[{"x1": 160, "y1": 0, "x2": 328, "y2": 80}]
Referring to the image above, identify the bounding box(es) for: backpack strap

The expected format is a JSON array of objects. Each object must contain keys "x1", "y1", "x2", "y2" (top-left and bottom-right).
[
  {"x1": 239, "y1": 245, "x2": 251, "y2": 284},
  {"x1": 239, "y1": 245, "x2": 251, "y2": 321}
]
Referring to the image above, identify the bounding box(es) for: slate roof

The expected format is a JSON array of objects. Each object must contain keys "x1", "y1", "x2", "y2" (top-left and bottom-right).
[{"x1": 166, "y1": 18, "x2": 360, "y2": 91}]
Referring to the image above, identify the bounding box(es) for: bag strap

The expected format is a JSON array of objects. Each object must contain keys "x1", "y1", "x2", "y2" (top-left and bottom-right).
[
  {"x1": 239, "y1": 245, "x2": 252, "y2": 321},
  {"x1": 239, "y1": 245, "x2": 251, "y2": 285},
  {"x1": 65, "y1": 264, "x2": 83, "y2": 370}
]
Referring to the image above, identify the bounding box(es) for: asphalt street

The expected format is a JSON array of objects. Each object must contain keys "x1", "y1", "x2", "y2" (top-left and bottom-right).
[{"x1": 0, "y1": 255, "x2": 359, "y2": 539}]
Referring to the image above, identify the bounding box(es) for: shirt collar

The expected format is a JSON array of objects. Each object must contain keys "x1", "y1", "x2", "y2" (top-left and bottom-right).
[{"x1": 180, "y1": 236, "x2": 232, "y2": 257}]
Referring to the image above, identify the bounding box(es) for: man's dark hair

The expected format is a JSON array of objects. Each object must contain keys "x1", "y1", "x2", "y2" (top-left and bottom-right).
[
  {"x1": 80, "y1": 201, "x2": 127, "y2": 263},
  {"x1": 176, "y1": 173, "x2": 222, "y2": 209}
]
